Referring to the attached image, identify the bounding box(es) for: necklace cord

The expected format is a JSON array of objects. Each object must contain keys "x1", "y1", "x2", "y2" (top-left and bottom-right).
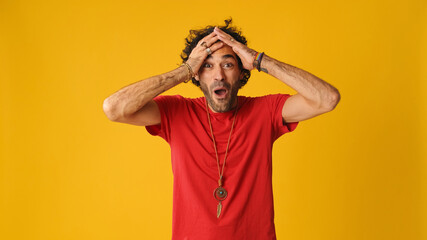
[{"x1": 206, "y1": 99, "x2": 238, "y2": 186}]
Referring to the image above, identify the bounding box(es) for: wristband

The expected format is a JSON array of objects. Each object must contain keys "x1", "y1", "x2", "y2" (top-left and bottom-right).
[
  {"x1": 256, "y1": 52, "x2": 264, "y2": 72},
  {"x1": 253, "y1": 52, "x2": 265, "y2": 72}
]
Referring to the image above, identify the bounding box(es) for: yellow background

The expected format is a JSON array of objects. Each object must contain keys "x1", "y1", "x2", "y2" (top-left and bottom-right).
[{"x1": 1, "y1": 0, "x2": 426, "y2": 239}]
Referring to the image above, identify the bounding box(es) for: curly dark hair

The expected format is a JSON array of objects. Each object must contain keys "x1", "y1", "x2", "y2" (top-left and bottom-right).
[{"x1": 180, "y1": 18, "x2": 251, "y2": 88}]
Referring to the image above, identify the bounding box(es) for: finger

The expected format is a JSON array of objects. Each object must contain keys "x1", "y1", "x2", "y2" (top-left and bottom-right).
[
  {"x1": 214, "y1": 27, "x2": 238, "y2": 46},
  {"x1": 198, "y1": 39, "x2": 220, "y2": 57},
  {"x1": 205, "y1": 35, "x2": 220, "y2": 47},
  {"x1": 198, "y1": 31, "x2": 217, "y2": 46},
  {"x1": 187, "y1": 39, "x2": 222, "y2": 70},
  {"x1": 208, "y1": 41, "x2": 224, "y2": 53}
]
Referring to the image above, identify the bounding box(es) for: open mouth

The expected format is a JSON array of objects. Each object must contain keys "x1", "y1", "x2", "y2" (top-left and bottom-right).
[{"x1": 213, "y1": 87, "x2": 228, "y2": 99}]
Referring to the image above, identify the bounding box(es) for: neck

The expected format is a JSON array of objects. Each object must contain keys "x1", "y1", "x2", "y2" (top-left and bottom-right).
[{"x1": 206, "y1": 96, "x2": 239, "y2": 113}]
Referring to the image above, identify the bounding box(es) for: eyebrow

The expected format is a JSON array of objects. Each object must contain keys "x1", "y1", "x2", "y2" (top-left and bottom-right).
[{"x1": 206, "y1": 54, "x2": 237, "y2": 60}]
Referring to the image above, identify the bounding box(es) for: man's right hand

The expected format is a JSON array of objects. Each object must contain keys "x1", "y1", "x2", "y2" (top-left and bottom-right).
[{"x1": 186, "y1": 31, "x2": 224, "y2": 79}]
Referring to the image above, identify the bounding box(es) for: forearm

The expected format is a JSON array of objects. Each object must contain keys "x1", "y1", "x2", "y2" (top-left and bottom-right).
[
  {"x1": 261, "y1": 54, "x2": 340, "y2": 109},
  {"x1": 103, "y1": 65, "x2": 188, "y2": 120}
]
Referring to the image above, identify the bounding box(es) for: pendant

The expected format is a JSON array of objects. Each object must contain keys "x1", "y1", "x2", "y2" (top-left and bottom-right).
[
  {"x1": 214, "y1": 187, "x2": 228, "y2": 201},
  {"x1": 214, "y1": 187, "x2": 228, "y2": 218},
  {"x1": 217, "y1": 201, "x2": 222, "y2": 218}
]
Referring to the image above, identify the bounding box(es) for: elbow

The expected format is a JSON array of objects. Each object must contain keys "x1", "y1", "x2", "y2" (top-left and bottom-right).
[
  {"x1": 103, "y1": 98, "x2": 120, "y2": 122},
  {"x1": 321, "y1": 88, "x2": 341, "y2": 112}
]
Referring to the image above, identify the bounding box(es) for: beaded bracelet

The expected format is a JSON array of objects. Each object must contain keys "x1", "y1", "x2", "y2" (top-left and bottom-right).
[{"x1": 181, "y1": 62, "x2": 194, "y2": 83}]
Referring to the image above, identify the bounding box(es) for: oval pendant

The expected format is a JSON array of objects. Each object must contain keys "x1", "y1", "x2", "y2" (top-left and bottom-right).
[{"x1": 213, "y1": 187, "x2": 228, "y2": 201}]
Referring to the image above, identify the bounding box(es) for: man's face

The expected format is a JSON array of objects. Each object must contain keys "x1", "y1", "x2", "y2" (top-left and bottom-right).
[{"x1": 197, "y1": 45, "x2": 242, "y2": 113}]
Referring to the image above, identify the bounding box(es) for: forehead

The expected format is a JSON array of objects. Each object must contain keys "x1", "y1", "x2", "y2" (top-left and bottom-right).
[{"x1": 206, "y1": 45, "x2": 237, "y2": 61}]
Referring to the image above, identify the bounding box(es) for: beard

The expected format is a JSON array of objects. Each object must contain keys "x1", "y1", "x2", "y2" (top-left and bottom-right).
[{"x1": 200, "y1": 80, "x2": 241, "y2": 113}]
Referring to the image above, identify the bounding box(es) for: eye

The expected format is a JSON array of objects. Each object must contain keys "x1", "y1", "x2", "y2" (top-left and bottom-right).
[
  {"x1": 223, "y1": 62, "x2": 234, "y2": 68},
  {"x1": 203, "y1": 63, "x2": 212, "y2": 68}
]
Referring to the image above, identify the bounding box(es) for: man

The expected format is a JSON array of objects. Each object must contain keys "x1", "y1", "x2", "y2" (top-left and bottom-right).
[{"x1": 103, "y1": 19, "x2": 340, "y2": 240}]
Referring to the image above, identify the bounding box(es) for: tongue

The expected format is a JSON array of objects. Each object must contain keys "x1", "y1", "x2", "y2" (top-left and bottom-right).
[{"x1": 215, "y1": 89, "x2": 226, "y2": 96}]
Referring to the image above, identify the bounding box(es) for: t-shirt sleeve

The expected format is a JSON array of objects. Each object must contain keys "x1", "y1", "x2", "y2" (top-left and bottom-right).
[
  {"x1": 269, "y1": 94, "x2": 299, "y2": 140},
  {"x1": 145, "y1": 95, "x2": 183, "y2": 143}
]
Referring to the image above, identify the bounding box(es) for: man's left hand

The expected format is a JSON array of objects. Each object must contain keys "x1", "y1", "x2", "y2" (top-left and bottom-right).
[{"x1": 214, "y1": 27, "x2": 258, "y2": 71}]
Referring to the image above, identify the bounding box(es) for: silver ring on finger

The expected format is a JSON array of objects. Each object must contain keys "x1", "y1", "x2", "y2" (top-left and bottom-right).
[{"x1": 206, "y1": 47, "x2": 212, "y2": 55}]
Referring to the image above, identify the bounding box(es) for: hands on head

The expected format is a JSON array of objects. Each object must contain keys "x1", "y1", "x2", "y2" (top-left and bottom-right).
[{"x1": 186, "y1": 27, "x2": 258, "y2": 78}]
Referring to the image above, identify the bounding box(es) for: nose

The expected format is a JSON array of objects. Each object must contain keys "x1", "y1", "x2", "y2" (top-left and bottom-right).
[{"x1": 213, "y1": 65, "x2": 225, "y2": 81}]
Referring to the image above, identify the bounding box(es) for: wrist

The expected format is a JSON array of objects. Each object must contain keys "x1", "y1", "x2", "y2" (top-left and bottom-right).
[
  {"x1": 252, "y1": 52, "x2": 265, "y2": 72},
  {"x1": 253, "y1": 52, "x2": 269, "y2": 73},
  {"x1": 181, "y1": 62, "x2": 195, "y2": 83}
]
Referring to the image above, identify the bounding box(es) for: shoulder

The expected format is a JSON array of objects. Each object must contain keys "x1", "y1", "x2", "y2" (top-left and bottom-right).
[
  {"x1": 154, "y1": 95, "x2": 204, "y2": 103},
  {"x1": 153, "y1": 95, "x2": 185, "y2": 104},
  {"x1": 153, "y1": 95, "x2": 199, "y2": 107},
  {"x1": 239, "y1": 94, "x2": 292, "y2": 107},
  {"x1": 153, "y1": 95, "x2": 206, "y2": 114},
  {"x1": 238, "y1": 94, "x2": 293, "y2": 121}
]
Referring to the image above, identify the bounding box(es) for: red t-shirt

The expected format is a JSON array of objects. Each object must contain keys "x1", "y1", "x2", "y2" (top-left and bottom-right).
[{"x1": 146, "y1": 94, "x2": 298, "y2": 240}]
